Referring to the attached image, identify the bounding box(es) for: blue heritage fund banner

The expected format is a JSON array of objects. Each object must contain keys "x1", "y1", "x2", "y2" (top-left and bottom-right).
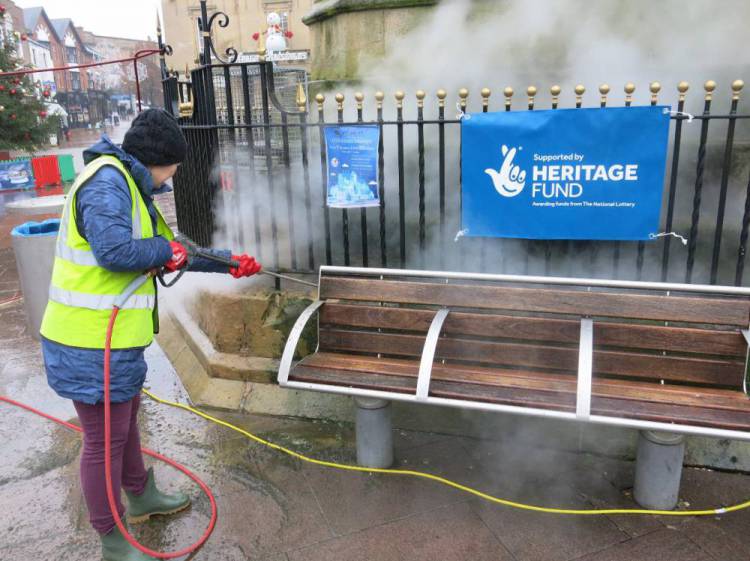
[
  {"x1": 461, "y1": 106, "x2": 670, "y2": 240},
  {"x1": 324, "y1": 125, "x2": 380, "y2": 208}
]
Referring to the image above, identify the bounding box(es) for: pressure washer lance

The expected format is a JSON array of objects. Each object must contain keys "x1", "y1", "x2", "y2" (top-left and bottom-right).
[{"x1": 170, "y1": 235, "x2": 318, "y2": 288}]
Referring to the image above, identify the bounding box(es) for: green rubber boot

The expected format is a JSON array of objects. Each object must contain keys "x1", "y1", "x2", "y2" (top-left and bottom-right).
[
  {"x1": 125, "y1": 467, "x2": 190, "y2": 524},
  {"x1": 101, "y1": 524, "x2": 156, "y2": 561}
]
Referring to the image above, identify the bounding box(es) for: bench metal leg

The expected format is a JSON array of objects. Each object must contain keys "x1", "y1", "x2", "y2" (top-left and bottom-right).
[
  {"x1": 354, "y1": 397, "x2": 394, "y2": 468},
  {"x1": 633, "y1": 430, "x2": 685, "y2": 510}
]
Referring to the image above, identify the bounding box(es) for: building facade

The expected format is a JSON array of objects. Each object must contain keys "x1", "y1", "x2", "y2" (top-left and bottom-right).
[
  {"x1": 161, "y1": 0, "x2": 313, "y2": 74},
  {"x1": 82, "y1": 33, "x2": 161, "y2": 110}
]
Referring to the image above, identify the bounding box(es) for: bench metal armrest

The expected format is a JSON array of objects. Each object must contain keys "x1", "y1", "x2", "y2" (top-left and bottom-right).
[
  {"x1": 742, "y1": 329, "x2": 750, "y2": 396},
  {"x1": 416, "y1": 308, "x2": 450, "y2": 400},
  {"x1": 576, "y1": 318, "x2": 594, "y2": 420},
  {"x1": 278, "y1": 300, "x2": 325, "y2": 386}
]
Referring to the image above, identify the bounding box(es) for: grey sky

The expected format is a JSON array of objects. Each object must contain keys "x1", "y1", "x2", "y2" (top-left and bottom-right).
[{"x1": 13, "y1": 0, "x2": 163, "y2": 41}]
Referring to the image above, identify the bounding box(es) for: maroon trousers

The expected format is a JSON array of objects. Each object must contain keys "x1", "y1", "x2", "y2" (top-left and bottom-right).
[{"x1": 73, "y1": 394, "x2": 148, "y2": 534}]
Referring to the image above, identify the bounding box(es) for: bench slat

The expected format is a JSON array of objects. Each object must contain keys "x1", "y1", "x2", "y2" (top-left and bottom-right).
[
  {"x1": 292, "y1": 360, "x2": 750, "y2": 431},
  {"x1": 320, "y1": 303, "x2": 747, "y2": 357},
  {"x1": 318, "y1": 329, "x2": 745, "y2": 387},
  {"x1": 299, "y1": 353, "x2": 750, "y2": 412},
  {"x1": 320, "y1": 277, "x2": 750, "y2": 326}
]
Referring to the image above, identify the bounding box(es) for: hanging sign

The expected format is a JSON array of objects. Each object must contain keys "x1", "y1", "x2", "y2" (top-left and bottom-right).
[
  {"x1": 461, "y1": 106, "x2": 671, "y2": 240},
  {"x1": 324, "y1": 125, "x2": 380, "y2": 208}
]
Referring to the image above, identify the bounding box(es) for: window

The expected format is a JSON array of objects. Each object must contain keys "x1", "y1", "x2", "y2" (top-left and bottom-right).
[
  {"x1": 66, "y1": 46, "x2": 77, "y2": 64},
  {"x1": 280, "y1": 12, "x2": 289, "y2": 36},
  {"x1": 71, "y1": 72, "x2": 80, "y2": 90}
]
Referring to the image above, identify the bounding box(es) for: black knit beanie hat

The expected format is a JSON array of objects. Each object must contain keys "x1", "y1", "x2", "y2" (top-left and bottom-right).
[{"x1": 122, "y1": 108, "x2": 187, "y2": 166}]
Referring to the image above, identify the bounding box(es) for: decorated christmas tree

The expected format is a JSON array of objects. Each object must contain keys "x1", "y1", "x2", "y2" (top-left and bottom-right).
[{"x1": 0, "y1": 32, "x2": 55, "y2": 151}]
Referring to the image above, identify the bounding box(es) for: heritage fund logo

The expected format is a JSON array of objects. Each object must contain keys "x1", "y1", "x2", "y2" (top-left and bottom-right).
[
  {"x1": 485, "y1": 145, "x2": 526, "y2": 197},
  {"x1": 486, "y1": 145, "x2": 641, "y2": 204}
]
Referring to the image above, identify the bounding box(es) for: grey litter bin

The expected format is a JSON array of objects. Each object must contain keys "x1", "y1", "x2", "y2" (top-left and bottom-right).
[{"x1": 11, "y1": 219, "x2": 60, "y2": 340}]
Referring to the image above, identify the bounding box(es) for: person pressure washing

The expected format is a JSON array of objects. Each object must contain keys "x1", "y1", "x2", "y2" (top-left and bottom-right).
[{"x1": 39, "y1": 109, "x2": 261, "y2": 561}]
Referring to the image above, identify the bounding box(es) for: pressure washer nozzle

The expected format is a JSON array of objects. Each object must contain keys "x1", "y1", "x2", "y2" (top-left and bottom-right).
[{"x1": 259, "y1": 270, "x2": 318, "y2": 288}]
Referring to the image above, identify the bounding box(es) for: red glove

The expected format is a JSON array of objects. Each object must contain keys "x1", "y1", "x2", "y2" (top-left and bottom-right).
[
  {"x1": 229, "y1": 254, "x2": 261, "y2": 278},
  {"x1": 163, "y1": 241, "x2": 189, "y2": 272}
]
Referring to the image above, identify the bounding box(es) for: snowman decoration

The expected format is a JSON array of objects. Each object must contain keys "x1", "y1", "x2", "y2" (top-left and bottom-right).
[{"x1": 252, "y1": 12, "x2": 293, "y2": 55}]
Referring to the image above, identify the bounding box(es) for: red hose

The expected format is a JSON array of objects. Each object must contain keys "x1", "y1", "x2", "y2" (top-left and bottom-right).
[{"x1": 0, "y1": 306, "x2": 217, "y2": 558}]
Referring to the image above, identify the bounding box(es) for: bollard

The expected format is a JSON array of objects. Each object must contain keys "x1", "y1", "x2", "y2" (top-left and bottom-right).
[
  {"x1": 354, "y1": 397, "x2": 394, "y2": 468},
  {"x1": 633, "y1": 430, "x2": 685, "y2": 510}
]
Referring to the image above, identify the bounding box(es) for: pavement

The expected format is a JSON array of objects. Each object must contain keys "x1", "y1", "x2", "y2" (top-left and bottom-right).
[{"x1": 1, "y1": 145, "x2": 750, "y2": 560}]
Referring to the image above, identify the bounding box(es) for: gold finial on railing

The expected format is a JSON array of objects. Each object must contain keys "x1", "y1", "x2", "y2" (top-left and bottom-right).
[
  {"x1": 550, "y1": 85, "x2": 561, "y2": 105},
  {"x1": 526, "y1": 86, "x2": 537, "y2": 108},
  {"x1": 179, "y1": 97, "x2": 193, "y2": 118},
  {"x1": 732, "y1": 79, "x2": 744, "y2": 101},
  {"x1": 335, "y1": 93, "x2": 344, "y2": 112},
  {"x1": 296, "y1": 83, "x2": 307, "y2": 110},
  {"x1": 375, "y1": 91, "x2": 384, "y2": 110},
  {"x1": 481, "y1": 88, "x2": 491, "y2": 109},
  {"x1": 704, "y1": 80, "x2": 716, "y2": 101},
  {"x1": 649, "y1": 81, "x2": 661, "y2": 103},
  {"x1": 416, "y1": 90, "x2": 426, "y2": 109},
  {"x1": 575, "y1": 84, "x2": 585, "y2": 105},
  {"x1": 355, "y1": 91, "x2": 364, "y2": 111},
  {"x1": 458, "y1": 88, "x2": 469, "y2": 109},
  {"x1": 503, "y1": 86, "x2": 513, "y2": 109},
  {"x1": 395, "y1": 90, "x2": 405, "y2": 109},
  {"x1": 624, "y1": 82, "x2": 635, "y2": 104},
  {"x1": 315, "y1": 93, "x2": 325, "y2": 111},
  {"x1": 436, "y1": 89, "x2": 447, "y2": 108},
  {"x1": 677, "y1": 81, "x2": 689, "y2": 102},
  {"x1": 599, "y1": 83, "x2": 610, "y2": 105},
  {"x1": 258, "y1": 31, "x2": 267, "y2": 62}
]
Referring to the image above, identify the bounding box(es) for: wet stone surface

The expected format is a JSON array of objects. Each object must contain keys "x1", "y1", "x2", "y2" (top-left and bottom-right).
[{"x1": 2, "y1": 222, "x2": 750, "y2": 560}]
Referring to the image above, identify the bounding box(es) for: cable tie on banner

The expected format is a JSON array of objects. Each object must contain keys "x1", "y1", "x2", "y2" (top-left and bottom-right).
[
  {"x1": 650, "y1": 232, "x2": 687, "y2": 245},
  {"x1": 456, "y1": 102, "x2": 470, "y2": 120},
  {"x1": 454, "y1": 228, "x2": 469, "y2": 242},
  {"x1": 663, "y1": 108, "x2": 694, "y2": 123}
]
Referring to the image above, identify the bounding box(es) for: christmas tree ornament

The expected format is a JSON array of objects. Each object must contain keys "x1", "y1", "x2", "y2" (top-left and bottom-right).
[
  {"x1": 0, "y1": 105, "x2": 5, "y2": 111},
  {"x1": 9, "y1": 88, "x2": 16, "y2": 95},
  {"x1": 39, "y1": 110, "x2": 47, "y2": 118},
  {"x1": 10, "y1": 113, "x2": 16, "y2": 119}
]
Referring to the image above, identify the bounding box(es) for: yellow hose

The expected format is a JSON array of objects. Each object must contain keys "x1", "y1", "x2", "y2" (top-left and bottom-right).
[{"x1": 142, "y1": 388, "x2": 750, "y2": 516}]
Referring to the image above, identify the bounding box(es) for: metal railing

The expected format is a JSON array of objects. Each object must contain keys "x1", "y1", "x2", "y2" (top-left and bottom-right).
[{"x1": 161, "y1": 3, "x2": 750, "y2": 286}]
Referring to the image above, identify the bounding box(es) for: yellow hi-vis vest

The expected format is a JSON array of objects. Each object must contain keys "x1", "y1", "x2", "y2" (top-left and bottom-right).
[{"x1": 40, "y1": 155, "x2": 174, "y2": 349}]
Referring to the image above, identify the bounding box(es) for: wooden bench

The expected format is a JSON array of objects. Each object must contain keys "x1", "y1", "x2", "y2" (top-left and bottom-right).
[{"x1": 278, "y1": 266, "x2": 750, "y2": 509}]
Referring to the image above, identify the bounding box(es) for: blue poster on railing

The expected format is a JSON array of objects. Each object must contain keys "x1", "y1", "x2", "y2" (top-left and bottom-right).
[
  {"x1": 324, "y1": 125, "x2": 380, "y2": 208},
  {"x1": 461, "y1": 106, "x2": 670, "y2": 240},
  {"x1": 0, "y1": 159, "x2": 35, "y2": 190}
]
